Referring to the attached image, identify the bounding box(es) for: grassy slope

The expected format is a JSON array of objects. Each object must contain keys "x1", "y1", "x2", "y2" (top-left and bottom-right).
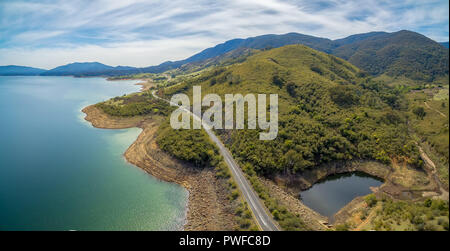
[{"x1": 406, "y1": 87, "x2": 449, "y2": 189}]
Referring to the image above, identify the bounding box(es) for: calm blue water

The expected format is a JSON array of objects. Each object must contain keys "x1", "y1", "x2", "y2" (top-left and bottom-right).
[
  {"x1": 300, "y1": 172, "x2": 383, "y2": 217},
  {"x1": 0, "y1": 76, "x2": 188, "y2": 230}
]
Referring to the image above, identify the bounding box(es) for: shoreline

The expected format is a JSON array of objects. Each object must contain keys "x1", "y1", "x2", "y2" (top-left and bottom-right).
[
  {"x1": 82, "y1": 105, "x2": 237, "y2": 230},
  {"x1": 106, "y1": 78, "x2": 155, "y2": 92},
  {"x1": 83, "y1": 78, "x2": 448, "y2": 231}
]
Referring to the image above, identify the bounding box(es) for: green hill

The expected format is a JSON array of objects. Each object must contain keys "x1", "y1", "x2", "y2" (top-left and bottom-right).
[
  {"x1": 168, "y1": 30, "x2": 448, "y2": 83},
  {"x1": 164, "y1": 45, "x2": 421, "y2": 175},
  {"x1": 333, "y1": 30, "x2": 449, "y2": 82},
  {"x1": 97, "y1": 44, "x2": 439, "y2": 231}
]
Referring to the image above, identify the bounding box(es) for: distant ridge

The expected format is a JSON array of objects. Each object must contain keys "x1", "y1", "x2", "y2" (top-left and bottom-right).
[
  {"x1": 2, "y1": 30, "x2": 448, "y2": 80},
  {"x1": 41, "y1": 62, "x2": 142, "y2": 77},
  {"x1": 137, "y1": 30, "x2": 450, "y2": 81},
  {"x1": 332, "y1": 30, "x2": 449, "y2": 81},
  {"x1": 0, "y1": 65, "x2": 46, "y2": 76}
]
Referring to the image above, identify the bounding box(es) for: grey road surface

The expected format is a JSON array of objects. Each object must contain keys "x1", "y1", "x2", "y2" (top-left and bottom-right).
[{"x1": 152, "y1": 90, "x2": 280, "y2": 231}]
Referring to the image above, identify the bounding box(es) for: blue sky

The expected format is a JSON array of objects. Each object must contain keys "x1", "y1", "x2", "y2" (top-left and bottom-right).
[{"x1": 0, "y1": 0, "x2": 448, "y2": 69}]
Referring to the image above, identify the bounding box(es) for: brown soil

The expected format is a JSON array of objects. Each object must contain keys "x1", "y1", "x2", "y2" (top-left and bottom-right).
[
  {"x1": 136, "y1": 80, "x2": 155, "y2": 91},
  {"x1": 82, "y1": 105, "x2": 237, "y2": 230},
  {"x1": 273, "y1": 160, "x2": 436, "y2": 201},
  {"x1": 106, "y1": 78, "x2": 155, "y2": 92},
  {"x1": 266, "y1": 160, "x2": 443, "y2": 228},
  {"x1": 333, "y1": 197, "x2": 380, "y2": 230}
]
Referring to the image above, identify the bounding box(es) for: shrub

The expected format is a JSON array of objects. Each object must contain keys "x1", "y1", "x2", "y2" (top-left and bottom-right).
[
  {"x1": 365, "y1": 194, "x2": 377, "y2": 207},
  {"x1": 413, "y1": 107, "x2": 426, "y2": 119},
  {"x1": 272, "y1": 75, "x2": 285, "y2": 88}
]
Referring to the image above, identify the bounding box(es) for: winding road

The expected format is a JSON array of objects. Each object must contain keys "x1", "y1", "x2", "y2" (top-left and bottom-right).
[{"x1": 152, "y1": 90, "x2": 280, "y2": 231}]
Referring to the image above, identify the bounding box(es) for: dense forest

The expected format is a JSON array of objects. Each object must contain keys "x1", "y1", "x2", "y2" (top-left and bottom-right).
[
  {"x1": 333, "y1": 31, "x2": 449, "y2": 82},
  {"x1": 164, "y1": 45, "x2": 422, "y2": 176}
]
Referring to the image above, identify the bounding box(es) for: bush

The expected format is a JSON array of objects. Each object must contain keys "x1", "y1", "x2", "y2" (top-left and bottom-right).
[
  {"x1": 365, "y1": 194, "x2": 377, "y2": 207},
  {"x1": 335, "y1": 224, "x2": 350, "y2": 231},
  {"x1": 272, "y1": 75, "x2": 285, "y2": 88},
  {"x1": 230, "y1": 190, "x2": 239, "y2": 201},
  {"x1": 329, "y1": 85, "x2": 360, "y2": 107},
  {"x1": 413, "y1": 107, "x2": 426, "y2": 119},
  {"x1": 310, "y1": 66, "x2": 323, "y2": 75},
  {"x1": 286, "y1": 82, "x2": 297, "y2": 97}
]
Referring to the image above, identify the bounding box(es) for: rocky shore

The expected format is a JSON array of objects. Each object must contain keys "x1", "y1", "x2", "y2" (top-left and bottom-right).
[{"x1": 82, "y1": 105, "x2": 237, "y2": 230}]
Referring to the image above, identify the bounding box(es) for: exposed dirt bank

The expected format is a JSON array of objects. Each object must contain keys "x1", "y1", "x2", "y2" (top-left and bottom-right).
[
  {"x1": 274, "y1": 161, "x2": 437, "y2": 200},
  {"x1": 268, "y1": 160, "x2": 443, "y2": 226},
  {"x1": 82, "y1": 105, "x2": 237, "y2": 230},
  {"x1": 135, "y1": 80, "x2": 155, "y2": 91},
  {"x1": 107, "y1": 78, "x2": 155, "y2": 92},
  {"x1": 259, "y1": 177, "x2": 330, "y2": 230}
]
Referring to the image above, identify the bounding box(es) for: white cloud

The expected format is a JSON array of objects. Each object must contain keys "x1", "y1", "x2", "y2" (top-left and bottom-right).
[
  {"x1": 0, "y1": 0, "x2": 448, "y2": 68},
  {"x1": 0, "y1": 37, "x2": 214, "y2": 69}
]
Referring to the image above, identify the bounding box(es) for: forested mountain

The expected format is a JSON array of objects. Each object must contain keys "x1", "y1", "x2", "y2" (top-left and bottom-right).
[
  {"x1": 333, "y1": 30, "x2": 449, "y2": 81},
  {"x1": 147, "y1": 30, "x2": 450, "y2": 81},
  {"x1": 333, "y1": 32, "x2": 388, "y2": 46},
  {"x1": 163, "y1": 45, "x2": 422, "y2": 175},
  {"x1": 96, "y1": 43, "x2": 448, "y2": 231},
  {"x1": 140, "y1": 32, "x2": 339, "y2": 73},
  {"x1": 177, "y1": 48, "x2": 257, "y2": 73},
  {"x1": 3, "y1": 30, "x2": 447, "y2": 80},
  {"x1": 0, "y1": 65, "x2": 46, "y2": 76}
]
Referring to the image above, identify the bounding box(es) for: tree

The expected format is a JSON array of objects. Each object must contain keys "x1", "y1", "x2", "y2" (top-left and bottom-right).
[
  {"x1": 413, "y1": 107, "x2": 426, "y2": 119},
  {"x1": 365, "y1": 194, "x2": 377, "y2": 207},
  {"x1": 272, "y1": 75, "x2": 285, "y2": 88},
  {"x1": 310, "y1": 66, "x2": 323, "y2": 75},
  {"x1": 286, "y1": 82, "x2": 297, "y2": 97},
  {"x1": 329, "y1": 85, "x2": 360, "y2": 107}
]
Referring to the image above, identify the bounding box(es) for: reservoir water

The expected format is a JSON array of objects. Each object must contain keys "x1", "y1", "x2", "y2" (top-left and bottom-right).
[
  {"x1": 300, "y1": 172, "x2": 383, "y2": 217},
  {"x1": 0, "y1": 76, "x2": 188, "y2": 230}
]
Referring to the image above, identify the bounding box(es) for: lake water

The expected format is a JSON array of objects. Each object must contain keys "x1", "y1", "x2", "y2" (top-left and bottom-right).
[
  {"x1": 0, "y1": 76, "x2": 188, "y2": 230},
  {"x1": 300, "y1": 172, "x2": 383, "y2": 217}
]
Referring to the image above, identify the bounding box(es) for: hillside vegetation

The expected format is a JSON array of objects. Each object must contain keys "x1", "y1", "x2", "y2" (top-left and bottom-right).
[
  {"x1": 95, "y1": 43, "x2": 448, "y2": 231},
  {"x1": 333, "y1": 30, "x2": 449, "y2": 82},
  {"x1": 168, "y1": 30, "x2": 449, "y2": 82},
  {"x1": 164, "y1": 45, "x2": 422, "y2": 176},
  {"x1": 406, "y1": 87, "x2": 449, "y2": 189},
  {"x1": 49, "y1": 30, "x2": 447, "y2": 81},
  {"x1": 337, "y1": 195, "x2": 449, "y2": 231},
  {"x1": 95, "y1": 92, "x2": 170, "y2": 117}
]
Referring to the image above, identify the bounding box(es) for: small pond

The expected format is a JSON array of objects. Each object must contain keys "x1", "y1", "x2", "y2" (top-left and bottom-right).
[{"x1": 299, "y1": 172, "x2": 383, "y2": 217}]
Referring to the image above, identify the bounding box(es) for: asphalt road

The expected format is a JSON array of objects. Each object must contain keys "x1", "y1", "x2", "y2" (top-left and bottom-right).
[{"x1": 152, "y1": 90, "x2": 280, "y2": 231}]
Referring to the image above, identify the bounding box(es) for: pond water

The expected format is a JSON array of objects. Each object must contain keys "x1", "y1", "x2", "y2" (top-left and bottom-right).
[{"x1": 299, "y1": 172, "x2": 383, "y2": 217}]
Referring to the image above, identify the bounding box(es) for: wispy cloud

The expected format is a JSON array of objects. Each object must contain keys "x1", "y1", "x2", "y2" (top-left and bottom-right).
[{"x1": 0, "y1": 0, "x2": 448, "y2": 68}]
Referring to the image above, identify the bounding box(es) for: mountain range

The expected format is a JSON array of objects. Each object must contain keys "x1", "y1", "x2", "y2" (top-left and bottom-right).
[
  {"x1": 39, "y1": 62, "x2": 142, "y2": 76},
  {"x1": 1, "y1": 30, "x2": 448, "y2": 81},
  {"x1": 0, "y1": 65, "x2": 47, "y2": 76}
]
